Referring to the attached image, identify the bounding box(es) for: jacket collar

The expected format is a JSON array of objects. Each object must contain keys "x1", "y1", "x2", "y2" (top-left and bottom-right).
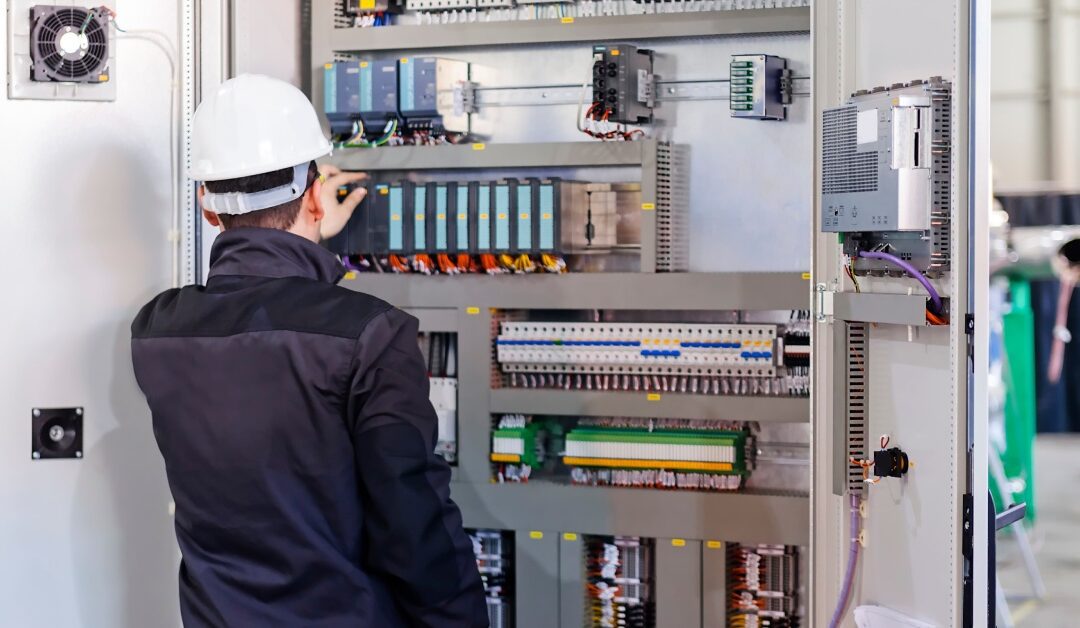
[{"x1": 207, "y1": 227, "x2": 345, "y2": 284}]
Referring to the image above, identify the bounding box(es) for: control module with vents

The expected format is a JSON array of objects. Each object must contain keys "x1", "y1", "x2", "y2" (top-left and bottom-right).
[{"x1": 821, "y1": 77, "x2": 952, "y2": 276}]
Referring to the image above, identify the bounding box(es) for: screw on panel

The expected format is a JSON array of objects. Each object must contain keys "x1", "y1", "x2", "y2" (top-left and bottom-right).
[
  {"x1": 75, "y1": 408, "x2": 83, "y2": 416},
  {"x1": 33, "y1": 408, "x2": 41, "y2": 417},
  {"x1": 32, "y1": 452, "x2": 40, "y2": 459},
  {"x1": 75, "y1": 451, "x2": 83, "y2": 458}
]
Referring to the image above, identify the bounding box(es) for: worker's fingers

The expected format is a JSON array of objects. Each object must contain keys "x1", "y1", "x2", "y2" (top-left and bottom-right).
[
  {"x1": 339, "y1": 186, "x2": 368, "y2": 213},
  {"x1": 324, "y1": 171, "x2": 368, "y2": 190},
  {"x1": 318, "y1": 163, "x2": 342, "y2": 177}
]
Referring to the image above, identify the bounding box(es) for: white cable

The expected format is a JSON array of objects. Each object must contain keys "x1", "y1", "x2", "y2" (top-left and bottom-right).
[
  {"x1": 117, "y1": 28, "x2": 181, "y2": 288},
  {"x1": 576, "y1": 64, "x2": 593, "y2": 134}
]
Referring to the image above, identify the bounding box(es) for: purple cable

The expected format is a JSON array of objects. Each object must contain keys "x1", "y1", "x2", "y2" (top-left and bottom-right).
[
  {"x1": 829, "y1": 493, "x2": 862, "y2": 628},
  {"x1": 341, "y1": 256, "x2": 359, "y2": 272},
  {"x1": 858, "y1": 250, "x2": 944, "y2": 314}
]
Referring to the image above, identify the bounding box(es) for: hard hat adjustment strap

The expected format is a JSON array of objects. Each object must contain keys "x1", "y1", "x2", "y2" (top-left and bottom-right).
[{"x1": 202, "y1": 163, "x2": 311, "y2": 215}]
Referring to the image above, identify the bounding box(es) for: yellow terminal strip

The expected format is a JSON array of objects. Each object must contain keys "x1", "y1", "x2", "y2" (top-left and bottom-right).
[
  {"x1": 562, "y1": 457, "x2": 734, "y2": 472},
  {"x1": 490, "y1": 453, "x2": 522, "y2": 463}
]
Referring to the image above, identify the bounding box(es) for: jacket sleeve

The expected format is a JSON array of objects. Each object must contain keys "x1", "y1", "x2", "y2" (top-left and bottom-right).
[{"x1": 347, "y1": 308, "x2": 488, "y2": 628}]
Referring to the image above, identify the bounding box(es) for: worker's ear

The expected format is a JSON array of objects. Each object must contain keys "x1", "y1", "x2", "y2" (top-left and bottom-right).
[
  {"x1": 303, "y1": 177, "x2": 326, "y2": 224},
  {"x1": 202, "y1": 209, "x2": 222, "y2": 227}
]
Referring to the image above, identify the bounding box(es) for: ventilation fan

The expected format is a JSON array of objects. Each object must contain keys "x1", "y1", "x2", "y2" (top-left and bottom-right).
[{"x1": 30, "y1": 5, "x2": 110, "y2": 83}]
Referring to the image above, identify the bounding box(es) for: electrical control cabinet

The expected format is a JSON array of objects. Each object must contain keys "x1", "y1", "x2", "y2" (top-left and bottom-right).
[
  {"x1": 398, "y1": 56, "x2": 470, "y2": 133},
  {"x1": 591, "y1": 44, "x2": 653, "y2": 125},
  {"x1": 303, "y1": 2, "x2": 988, "y2": 628}
]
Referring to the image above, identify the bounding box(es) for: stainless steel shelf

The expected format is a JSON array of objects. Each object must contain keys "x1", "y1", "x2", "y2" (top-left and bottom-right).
[
  {"x1": 451, "y1": 481, "x2": 809, "y2": 546},
  {"x1": 489, "y1": 388, "x2": 808, "y2": 422},
  {"x1": 327, "y1": 7, "x2": 811, "y2": 53},
  {"x1": 341, "y1": 272, "x2": 811, "y2": 311},
  {"x1": 326, "y1": 140, "x2": 648, "y2": 171}
]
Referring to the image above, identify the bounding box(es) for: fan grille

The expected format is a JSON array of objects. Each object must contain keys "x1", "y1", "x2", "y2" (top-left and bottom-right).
[{"x1": 31, "y1": 6, "x2": 109, "y2": 82}]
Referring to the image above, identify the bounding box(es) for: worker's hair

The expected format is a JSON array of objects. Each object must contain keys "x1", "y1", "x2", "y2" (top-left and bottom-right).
[{"x1": 204, "y1": 161, "x2": 319, "y2": 230}]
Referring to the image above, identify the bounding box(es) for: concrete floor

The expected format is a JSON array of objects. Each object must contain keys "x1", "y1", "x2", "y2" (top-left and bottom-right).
[{"x1": 996, "y1": 435, "x2": 1080, "y2": 627}]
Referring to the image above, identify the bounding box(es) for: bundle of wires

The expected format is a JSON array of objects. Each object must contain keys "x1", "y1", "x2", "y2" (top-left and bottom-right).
[
  {"x1": 585, "y1": 537, "x2": 654, "y2": 628},
  {"x1": 412, "y1": 253, "x2": 435, "y2": 274},
  {"x1": 337, "y1": 119, "x2": 397, "y2": 149},
  {"x1": 580, "y1": 101, "x2": 646, "y2": 141},
  {"x1": 854, "y1": 248, "x2": 949, "y2": 326}
]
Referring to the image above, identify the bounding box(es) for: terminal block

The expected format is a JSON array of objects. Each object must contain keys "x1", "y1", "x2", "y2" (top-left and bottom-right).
[
  {"x1": 467, "y1": 529, "x2": 514, "y2": 628},
  {"x1": 729, "y1": 54, "x2": 790, "y2": 121},
  {"x1": 496, "y1": 322, "x2": 779, "y2": 376},
  {"x1": 495, "y1": 318, "x2": 809, "y2": 396},
  {"x1": 344, "y1": 0, "x2": 403, "y2": 14},
  {"x1": 490, "y1": 415, "x2": 561, "y2": 483},
  {"x1": 727, "y1": 544, "x2": 800, "y2": 627},
  {"x1": 565, "y1": 418, "x2": 753, "y2": 492},
  {"x1": 591, "y1": 44, "x2": 654, "y2": 125},
  {"x1": 584, "y1": 536, "x2": 654, "y2": 628}
]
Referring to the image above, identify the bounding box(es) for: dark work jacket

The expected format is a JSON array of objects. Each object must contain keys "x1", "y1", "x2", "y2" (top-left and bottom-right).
[{"x1": 131, "y1": 227, "x2": 487, "y2": 628}]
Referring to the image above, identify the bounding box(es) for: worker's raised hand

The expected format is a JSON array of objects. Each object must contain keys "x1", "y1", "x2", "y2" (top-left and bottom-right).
[{"x1": 318, "y1": 164, "x2": 368, "y2": 241}]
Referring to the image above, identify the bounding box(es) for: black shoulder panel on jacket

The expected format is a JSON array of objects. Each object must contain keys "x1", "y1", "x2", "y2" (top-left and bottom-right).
[{"x1": 132, "y1": 276, "x2": 393, "y2": 340}]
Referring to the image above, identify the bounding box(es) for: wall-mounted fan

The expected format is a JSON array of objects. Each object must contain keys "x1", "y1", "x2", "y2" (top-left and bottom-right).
[{"x1": 30, "y1": 5, "x2": 110, "y2": 83}]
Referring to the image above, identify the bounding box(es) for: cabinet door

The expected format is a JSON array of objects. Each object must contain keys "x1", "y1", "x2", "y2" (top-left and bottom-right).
[{"x1": 810, "y1": 1, "x2": 990, "y2": 626}]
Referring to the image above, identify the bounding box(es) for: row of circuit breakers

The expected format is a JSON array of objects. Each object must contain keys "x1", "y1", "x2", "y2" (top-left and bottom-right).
[
  {"x1": 325, "y1": 179, "x2": 631, "y2": 259},
  {"x1": 324, "y1": 48, "x2": 793, "y2": 141}
]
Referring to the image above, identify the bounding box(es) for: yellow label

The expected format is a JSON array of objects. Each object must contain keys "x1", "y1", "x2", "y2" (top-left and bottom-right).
[
  {"x1": 379, "y1": 187, "x2": 389, "y2": 195},
  {"x1": 520, "y1": 213, "x2": 529, "y2": 220},
  {"x1": 437, "y1": 213, "x2": 445, "y2": 219},
  {"x1": 360, "y1": 0, "x2": 376, "y2": 8},
  {"x1": 641, "y1": 202, "x2": 656, "y2": 211},
  {"x1": 560, "y1": 16, "x2": 574, "y2": 23},
  {"x1": 563, "y1": 532, "x2": 578, "y2": 541},
  {"x1": 472, "y1": 143, "x2": 486, "y2": 151},
  {"x1": 610, "y1": 49, "x2": 621, "y2": 56},
  {"x1": 671, "y1": 538, "x2": 686, "y2": 547},
  {"x1": 801, "y1": 272, "x2": 812, "y2": 280},
  {"x1": 400, "y1": 57, "x2": 409, "y2": 63},
  {"x1": 391, "y1": 215, "x2": 401, "y2": 221},
  {"x1": 542, "y1": 213, "x2": 552, "y2": 219},
  {"x1": 707, "y1": 540, "x2": 723, "y2": 550},
  {"x1": 498, "y1": 213, "x2": 507, "y2": 220},
  {"x1": 466, "y1": 306, "x2": 481, "y2": 315},
  {"x1": 479, "y1": 213, "x2": 489, "y2": 220},
  {"x1": 416, "y1": 213, "x2": 425, "y2": 220},
  {"x1": 529, "y1": 531, "x2": 544, "y2": 540},
  {"x1": 343, "y1": 271, "x2": 358, "y2": 281},
  {"x1": 324, "y1": 63, "x2": 334, "y2": 69},
  {"x1": 458, "y1": 213, "x2": 467, "y2": 220},
  {"x1": 647, "y1": 393, "x2": 661, "y2": 401},
  {"x1": 99, "y1": 74, "x2": 109, "y2": 82},
  {"x1": 359, "y1": 61, "x2": 369, "y2": 68}
]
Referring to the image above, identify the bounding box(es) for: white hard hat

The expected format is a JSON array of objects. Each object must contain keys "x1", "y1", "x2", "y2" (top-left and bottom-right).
[{"x1": 190, "y1": 74, "x2": 332, "y2": 184}]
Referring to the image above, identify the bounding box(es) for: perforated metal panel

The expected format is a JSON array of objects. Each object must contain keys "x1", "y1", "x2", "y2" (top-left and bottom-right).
[
  {"x1": 821, "y1": 105, "x2": 877, "y2": 195},
  {"x1": 845, "y1": 322, "x2": 867, "y2": 495}
]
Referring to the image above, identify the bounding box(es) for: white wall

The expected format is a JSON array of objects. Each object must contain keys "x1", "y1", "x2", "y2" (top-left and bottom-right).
[
  {"x1": 0, "y1": 2, "x2": 182, "y2": 626},
  {"x1": 991, "y1": 0, "x2": 1080, "y2": 189}
]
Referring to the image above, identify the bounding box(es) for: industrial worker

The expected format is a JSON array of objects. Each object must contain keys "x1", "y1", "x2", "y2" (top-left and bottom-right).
[{"x1": 130, "y1": 75, "x2": 487, "y2": 627}]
